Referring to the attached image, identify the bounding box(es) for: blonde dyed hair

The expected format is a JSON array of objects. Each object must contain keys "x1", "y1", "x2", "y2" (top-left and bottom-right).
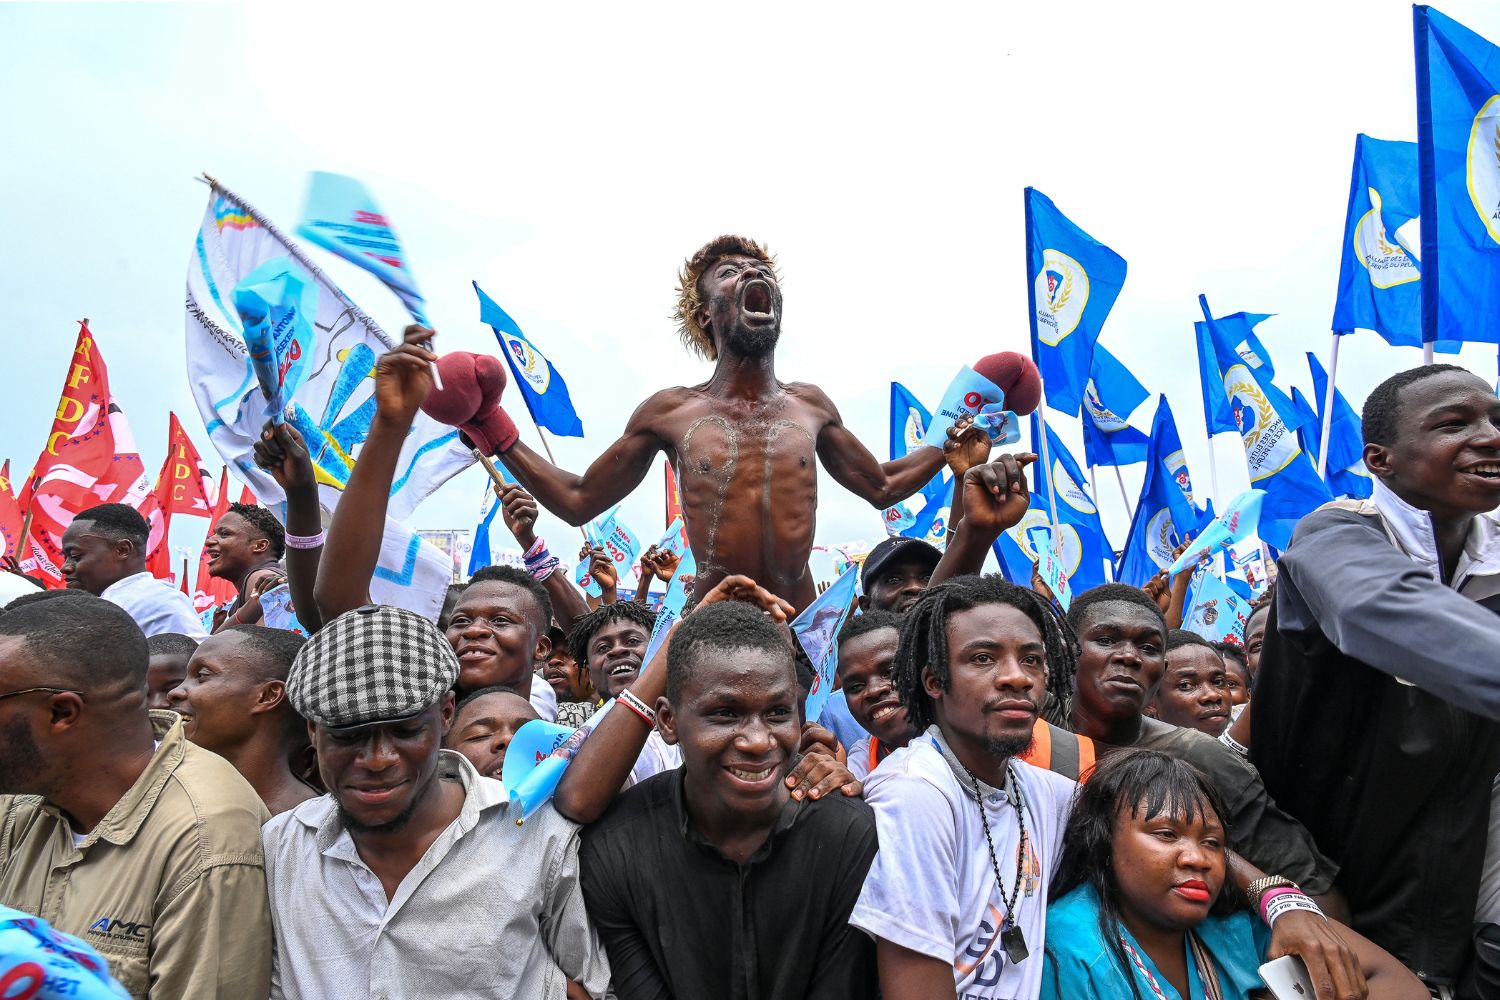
[{"x1": 673, "y1": 235, "x2": 779, "y2": 361}]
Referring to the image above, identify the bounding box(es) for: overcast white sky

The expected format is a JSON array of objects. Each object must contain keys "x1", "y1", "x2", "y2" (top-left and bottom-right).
[{"x1": 3, "y1": 1, "x2": 1499, "y2": 582}]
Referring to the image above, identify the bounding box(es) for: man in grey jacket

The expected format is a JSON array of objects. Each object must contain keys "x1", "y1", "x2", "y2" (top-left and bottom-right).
[{"x1": 1252, "y1": 364, "x2": 1500, "y2": 994}]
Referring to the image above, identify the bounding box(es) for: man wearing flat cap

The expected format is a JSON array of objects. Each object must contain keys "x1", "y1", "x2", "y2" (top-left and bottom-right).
[{"x1": 261, "y1": 605, "x2": 611, "y2": 1000}]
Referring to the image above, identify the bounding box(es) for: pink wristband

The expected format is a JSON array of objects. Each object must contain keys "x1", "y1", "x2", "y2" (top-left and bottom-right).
[{"x1": 1258, "y1": 886, "x2": 1303, "y2": 922}]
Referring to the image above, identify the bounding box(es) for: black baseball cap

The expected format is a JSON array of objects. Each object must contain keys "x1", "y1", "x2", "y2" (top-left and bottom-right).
[{"x1": 861, "y1": 536, "x2": 943, "y2": 593}]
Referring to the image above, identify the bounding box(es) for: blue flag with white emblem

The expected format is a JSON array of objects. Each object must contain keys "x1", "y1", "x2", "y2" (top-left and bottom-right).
[
  {"x1": 474, "y1": 282, "x2": 585, "y2": 438},
  {"x1": 995, "y1": 415, "x2": 1110, "y2": 592},
  {"x1": 1081, "y1": 345, "x2": 1152, "y2": 468},
  {"x1": 1118, "y1": 397, "x2": 1204, "y2": 586},
  {"x1": 1199, "y1": 298, "x2": 1331, "y2": 550},
  {"x1": 1416, "y1": 6, "x2": 1500, "y2": 346},
  {"x1": 901, "y1": 476, "x2": 954, "y2": 550},
  {"x1": 1195, "y1": 311, "x2": 1275, "y2": 435},
  {"x1": 1332, "y1": 135, "x2": 1427, "y2": 347},
  {"x1": 890, "y1": 382, "x2": 944, "y2": 504},
  {"x1": 1026, "y1": 188, "x2": 1128, "y2": 416},
  {"x1": 1306, "y1": 353, "x2": 1374, "y2": 499}
]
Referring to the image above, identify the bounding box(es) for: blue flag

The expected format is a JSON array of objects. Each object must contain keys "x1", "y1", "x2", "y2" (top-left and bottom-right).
[
  {"x1": 295, "y1": 172, "x2": 429, "y2": 324},
  {"x1": 1081, "y1": 345, "x2": 1152, "y2": 468},
  {"x1": 791, "y1": 565, "x2": 861, "y2": 723},
  {"x1": 1194, "y1": 311, "x2": 1275, "y2": 435},
  {"x1": 890, "y1": 382, "x2": 945, "y2": 504},
  {"x1": 1118, "y1": 398, "x2": 1205, "y2": 586},
  {"x1": 1199, "y1": 298, "x2": 1331, "y2": 549},
  {"x1": 1332, "y1": 135, "x2": 1426, "y2": 346},
  {"x1": 469, "y1": 487, "x2": 501, "y2": 576},
  {"x1": 1168, "y1": 489, "x2": 1265, "y2": 574},
  {"x1": 1026, "y1": 188, "x2": 1128, "y2": 416},
  {"x1": 1416, "y1": 6, "x2": 1500, "y2": 346},
  {"x1": 901, "y1": 476, "x2": 954, "y2": 549},
  {"x1": 1306, "y1": 353, "x2": 1374, "y2": 500},
  {"x1": 995, "y1": 416, "x2": 1110, "y2": 593},
  {"x1": 474, "y1": 282, "x2": 585, "y2": 438}
]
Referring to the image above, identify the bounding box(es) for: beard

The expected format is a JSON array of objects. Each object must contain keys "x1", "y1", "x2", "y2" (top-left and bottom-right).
[
  {"x1": 982, "y1": 731, "x2": 1036, "y2": 761},
  {"x1": 723, "y1": 322, "x2": 781, "y2": 358},
  {"x1": 0, "y1": 715, "x2": 45, "y2": 794}
]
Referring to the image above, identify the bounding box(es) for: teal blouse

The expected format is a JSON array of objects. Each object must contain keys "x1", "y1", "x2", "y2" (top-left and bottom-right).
[{"x1": 1041, "y1": 884, "x2": 1272, "y2": 999}]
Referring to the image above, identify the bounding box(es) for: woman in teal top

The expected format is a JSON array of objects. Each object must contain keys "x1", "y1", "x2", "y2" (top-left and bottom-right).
[{"x1": 1041, "y1": 750, "x2": 1423, "y2": 1000}]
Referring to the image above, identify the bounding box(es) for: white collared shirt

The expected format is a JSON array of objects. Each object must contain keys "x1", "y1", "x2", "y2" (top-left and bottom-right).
[
  {"x1": 100, "y1": 571, "x2": 208, "y2": 638},
  {"x1": 261, "y1": 750, "x2": 609, "y2": 1000},
  {"x1": 1370, "y1": 477, "x2": 1500, "y2": 600}
]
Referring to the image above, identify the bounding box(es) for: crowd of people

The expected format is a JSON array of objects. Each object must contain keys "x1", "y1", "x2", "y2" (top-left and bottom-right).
[{"x1": 1, "y1": 236, "x2": 1497, "y2": 1000}]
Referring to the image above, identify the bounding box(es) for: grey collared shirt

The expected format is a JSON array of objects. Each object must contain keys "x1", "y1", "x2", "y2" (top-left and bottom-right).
[{"x1": 262, "y1": 750, "x2": 610, "y2": 1000}]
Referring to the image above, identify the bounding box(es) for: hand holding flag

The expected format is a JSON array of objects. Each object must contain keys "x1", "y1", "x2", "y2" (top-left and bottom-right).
[{"x1": 1168, "y1": 489, "x2": 1266, "y2": 575}]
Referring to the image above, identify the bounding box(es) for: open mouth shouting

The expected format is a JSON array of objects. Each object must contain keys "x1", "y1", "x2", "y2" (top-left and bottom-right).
[{"x1": 739, "y1": 278, "x2": 776, "y2": 323}]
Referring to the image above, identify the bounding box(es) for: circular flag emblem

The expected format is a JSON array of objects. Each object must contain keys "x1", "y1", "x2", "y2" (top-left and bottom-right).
[
  {"x1": 502, "y1": 333, "x2": 551, "y2": 394},
  {"x1": 1083, "y1": 379, "x2": 1127, "y2": 432},
  {"x1": 1468, "y1": 94, "x2": 1500, "y2": 245},
  {"x1": 1033, "y1": 249, "x2": 1090, "y2": 347},
  {"x1": 1353, "y1": 187, "x2": 1418, "y2": 288},
  {"x1": 1052, "y1": 458, "x2": 1097, "y2": 515},
  {"x1": 1146, "y1": 508, "x2": 1176, "y2": 569},
  {"x1": 1222, "y1": 364, "x2": 1297, "y2": 481},
  {"x1": 1010, "y1": 510, "x2": 1084, "y2": 575}
]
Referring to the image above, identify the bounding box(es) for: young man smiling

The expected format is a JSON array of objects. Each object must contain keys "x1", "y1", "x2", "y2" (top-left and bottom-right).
[
  {"x1": 166, "y1": 624, "x2": 318, "y2": 816},
  {"x1": 579, "y1": 600, "x2": 879, "y2": 999},
  {"x1": 1252, "y1": 364, "x2": 1500, "y2": 989},
  {"x1": 204, "y1": 502, "x2": 286, "y2": 629},
  {"x1": 851, "y1": 576, "x2": 1079, "y2": 1000},
  {"x1": 262, "y1": 604, "x2": 610, "y2": 999}
]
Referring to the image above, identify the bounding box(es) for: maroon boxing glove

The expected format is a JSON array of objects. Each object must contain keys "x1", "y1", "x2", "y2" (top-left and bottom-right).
[
  {"x1": 419, "y1": 352, "x2": 520, "y2": 455},
  {"x1": 973, "y1": 352, "x2": 1043, "y2": 416}
]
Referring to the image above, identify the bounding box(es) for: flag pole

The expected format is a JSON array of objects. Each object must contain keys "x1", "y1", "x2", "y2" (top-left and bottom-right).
[
  {"x1": 1316, "y1": 334, "x2": 1343, "y2": 478},
  {"x1": 1112, "y1": 464, "x2": 1136, "y2": 520},
  {"x1": 1205, "y1": 434, "x2": 1221, "y2": 507},
  {"x1": 1423, "y1": 342, "x2": 1435, "y2": 364},
  {"x1": 1034, "y1": 402, "x2": 1063, "y2": 539}
]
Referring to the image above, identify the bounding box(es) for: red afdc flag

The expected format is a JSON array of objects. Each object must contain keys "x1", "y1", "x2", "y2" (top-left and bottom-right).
[
  {"x1": 0, "y1": 461, "x2": 24, "y2": 560},
  {"x1": 21, "y1": 322, "x2": 158, "y2": 585},
  {"x1": 156, "y1": 413, "x2": 215, "y2": 517}
]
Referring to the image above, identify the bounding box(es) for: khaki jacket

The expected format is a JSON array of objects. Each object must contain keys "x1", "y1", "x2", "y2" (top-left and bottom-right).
[{"x1": 0, "y1": 711, "x2": 272, "y2": 998}]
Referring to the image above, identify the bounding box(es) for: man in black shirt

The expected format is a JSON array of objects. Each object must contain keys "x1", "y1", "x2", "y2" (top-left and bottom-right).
[{"x1": 579, "y1": 600, "x2": 878, "y2": 1000}]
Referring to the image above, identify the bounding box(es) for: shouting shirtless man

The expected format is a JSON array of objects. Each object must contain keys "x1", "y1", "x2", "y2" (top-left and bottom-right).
[{"x1": 431, "y1": 236, "x2": 983, "y2": 612}]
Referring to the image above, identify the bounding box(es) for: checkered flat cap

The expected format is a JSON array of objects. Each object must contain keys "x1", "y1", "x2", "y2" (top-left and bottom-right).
[{"x1": 288, "y1": 604, "x2": 459, "y2": 728}]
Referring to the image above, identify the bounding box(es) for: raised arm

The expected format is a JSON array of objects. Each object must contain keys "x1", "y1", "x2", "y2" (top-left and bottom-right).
[
  {"x1": 497, "y1": 483, "x2": 590, "y2": 633},
  {"x1": 930, "y1": 454, "x2": 1037, "y2": 586},
  {"x1": 253, "y1": 421, "x2": 324, "y2": 633},
  {"x1": 812, "y1": 386, "x2": 984, "y2": 509},
  {"x1": 314, "y1": 326, "x2": 434, "y2": 623}
]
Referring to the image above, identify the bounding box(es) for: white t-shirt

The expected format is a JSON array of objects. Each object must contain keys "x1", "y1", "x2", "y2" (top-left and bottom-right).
[
  {"x1": 849, "y1": 727, "x2": 1076, "y2": 1000},
  {"x1": 528, "y1": 678, "x2": 558, "y2": 723},
  {"x1": 848, "y1": 735, "x2": 883, "y2": 782},
  {"x1": 100, "y1": 571, "x2": 209, "y2": 638},
  {"x1": 575, "y1": 698, "x2": 682, "y2": 786}
]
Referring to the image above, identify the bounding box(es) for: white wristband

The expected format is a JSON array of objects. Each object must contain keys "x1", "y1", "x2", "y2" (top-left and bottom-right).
[
  {"x1": 1265, "y1": 894, "x2": 1324, "y2": 926},
  {"x1": 284, "y1": 530, "x2": 326, "y2": 551}
]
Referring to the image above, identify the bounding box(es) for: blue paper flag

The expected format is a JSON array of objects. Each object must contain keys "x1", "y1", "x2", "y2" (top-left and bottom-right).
[
  {"x1": 474, "y1": 282, "x2": 585, "y2": 438},
  {"x1": 295, "y1": 172, "x2": 428, "y2": 324},
  {"x1": 232, "y1": 257, "x2": 319, "y2": 425},
  {"x1": 1168, "y1": 489, "x2": 1266, "y2": 575},
  {"x1": 791, "y1": 564, "x2": 860, "y2": 723},
  {"x1": 1182, "y1": 567, "x2": 1252, "y2": 645},
  {"x1": 1415, "y1": 6, "x2": 1500, "y2": 346},
  {"x1": 1081, "y1": 345, "x2": 1152, "y2": 468},
  {"x1": 1026, "y1": 188, "x2": 1128, "y2": 416},
  {"x1": 501, "y1": 720, "x2": 585, "y2": 821},
  {"x1": 921, "y1": 367, "x2": 1005, "y2": 448}
]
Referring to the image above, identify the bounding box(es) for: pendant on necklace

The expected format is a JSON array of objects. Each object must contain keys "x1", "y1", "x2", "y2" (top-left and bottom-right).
[{"x1": 1002, "y1": 923, "x2": 1029, "y2": 964}]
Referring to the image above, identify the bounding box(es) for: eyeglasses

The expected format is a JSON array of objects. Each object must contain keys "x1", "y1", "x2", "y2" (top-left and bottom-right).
[{"x1": 0, "y1": 686, "x2": 82, "y2": 703}]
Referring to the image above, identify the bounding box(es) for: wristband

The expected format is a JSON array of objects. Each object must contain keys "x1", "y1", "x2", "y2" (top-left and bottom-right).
[
  {"x1": 1265, "y1": 894, "x2": 1324, "y2": 926},
  {"x1": 1257, "y1": 886, "x2": 1303, "y2": 920},
  {"x1": 284, "y1": 530, "x2": 326, "y2": 550},
  {"x1": 1218, "y1": 729, "x2": 1249, "y2": 757},
  {"x1": 617, "y1": 689, "x2": 656, "y2": 726},
  {"x1": 522, "y1": 539, "x2": 559, "y2": 582}
]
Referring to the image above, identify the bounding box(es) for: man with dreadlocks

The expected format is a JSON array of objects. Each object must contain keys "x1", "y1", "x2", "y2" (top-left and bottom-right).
[
  {"x1": 849, "y1": 574, "x2": 1078, "y2": 999},
  {"x1": 416, "y1": 236, "x2": 990, "y2": 613},
  {"x1": 205, "y1": 501, "x2": 287, "y2": 629}
]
